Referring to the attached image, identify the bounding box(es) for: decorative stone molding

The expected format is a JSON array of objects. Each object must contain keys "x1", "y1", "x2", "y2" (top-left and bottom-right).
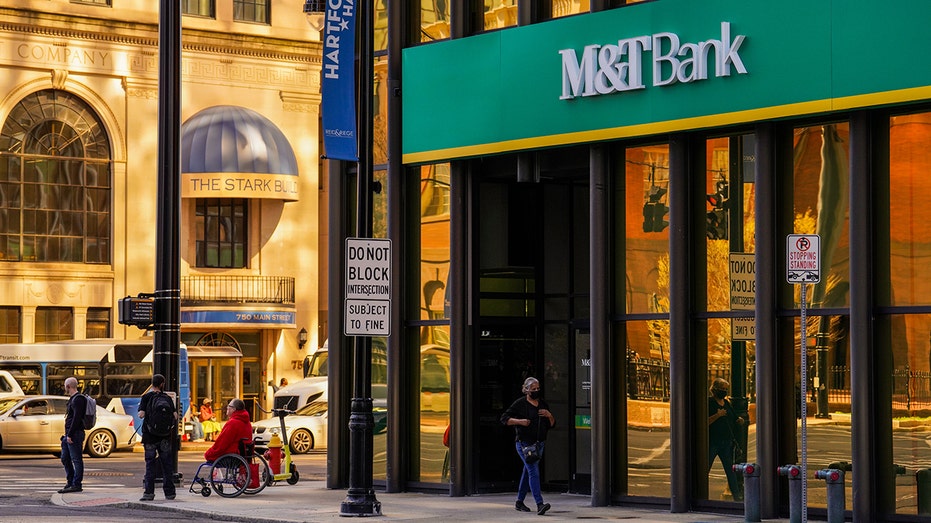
[
  {"x1": 123, "y1": 77, "x2": 158, "y2": 99},
  {"x1": 280, "y1": 91, "x2": 320, "y2": 114},
  {"x1": 51, "y1": 69, "x2": 68, "y2": 89}
]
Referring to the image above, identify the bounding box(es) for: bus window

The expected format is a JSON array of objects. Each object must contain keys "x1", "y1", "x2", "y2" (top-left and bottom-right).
[
  {"x1": 48, "y1": 364, "x2": 101, "y2": 396},
  {"x1": 103, "y1": 362, "x2": 153, "y2": 397},
  {"x1": 2, "y1": 364, "x2": 41, "y2": 394}
]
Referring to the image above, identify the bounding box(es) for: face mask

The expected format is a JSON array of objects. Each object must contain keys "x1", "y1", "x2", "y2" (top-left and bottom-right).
[
  {"x1": 713, "y1": 389, "x2": 727, "y2": 399},
  {"x1": 529, "y1": 390, "x2": 541, "y2": 400}
]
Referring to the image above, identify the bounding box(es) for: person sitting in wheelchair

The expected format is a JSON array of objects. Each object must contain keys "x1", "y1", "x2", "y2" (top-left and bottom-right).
[{"x1": 204, "y1": 398, "x2": 253, "y2": 463}]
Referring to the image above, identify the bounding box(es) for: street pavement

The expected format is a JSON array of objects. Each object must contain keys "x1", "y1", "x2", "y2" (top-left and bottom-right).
[{"x1": 51, "y1": 480, "x2": 759, "y2": 522}]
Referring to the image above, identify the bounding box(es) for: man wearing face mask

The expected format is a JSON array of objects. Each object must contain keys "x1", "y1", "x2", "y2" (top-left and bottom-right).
[
  {"x1": 501, "y1": 376, "x2": 555, "y2": 516},
  {"x1": 708, "y1": 378, "x2": 745, "y2": 501}
]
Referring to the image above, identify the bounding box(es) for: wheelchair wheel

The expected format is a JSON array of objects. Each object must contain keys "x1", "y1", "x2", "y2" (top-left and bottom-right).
[
  {"x1": 244, "y1": 453, "x2": 272, "y2": 495},
  {"x1": 210, "y1": 453, "x2": 250, "y2": 498},
  {"x1": 201, "y1": 486, "x2": 211, "y2": 497}
]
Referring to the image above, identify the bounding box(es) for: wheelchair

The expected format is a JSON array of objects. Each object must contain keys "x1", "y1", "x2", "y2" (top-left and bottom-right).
[{"x1": 189, "y1": 438, "x2": 271, "y2": 498}]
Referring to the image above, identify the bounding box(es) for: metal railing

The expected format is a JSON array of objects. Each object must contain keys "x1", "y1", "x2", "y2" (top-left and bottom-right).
[
  {"x1": 181, "y1": 276, "x2": 295, "y2": 305},
  {"x1": 626, "y1": 351, "x2": 757, "y2": 403},
  {"x1": 827, "y1": 364, "x2": 931, "y2": 411}
]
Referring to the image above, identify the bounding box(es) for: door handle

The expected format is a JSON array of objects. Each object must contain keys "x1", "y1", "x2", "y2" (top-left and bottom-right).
[{"x1": 40, "y1": 421, "x2": 50, "y2": 425}]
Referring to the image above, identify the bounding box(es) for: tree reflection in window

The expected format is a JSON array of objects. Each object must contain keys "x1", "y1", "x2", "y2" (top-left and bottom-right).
[{"x1": 0, "y1": 90, "x2": 111, "y2": 263}]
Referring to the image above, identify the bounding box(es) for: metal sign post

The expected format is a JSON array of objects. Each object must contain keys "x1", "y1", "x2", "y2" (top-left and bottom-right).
[{"x1": 787, "y1": 234, "x2": 821, "y2": 523}]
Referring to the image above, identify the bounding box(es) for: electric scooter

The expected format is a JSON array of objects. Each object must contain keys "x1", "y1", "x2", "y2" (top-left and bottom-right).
[{"x1": 262, "y1": 408, "x2": 299, "y2": 485}]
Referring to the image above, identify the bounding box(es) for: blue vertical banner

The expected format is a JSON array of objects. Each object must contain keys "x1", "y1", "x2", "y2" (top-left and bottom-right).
[{"x1": 321, "y1": 0, "x2": 358, "y2": 161}]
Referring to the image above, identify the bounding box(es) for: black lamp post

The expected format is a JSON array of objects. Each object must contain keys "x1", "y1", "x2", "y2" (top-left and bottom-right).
[
  {"x1": 304, "y1": 0, "x2": 381, "y2": 515},
  {"x1": 155, "y1": 0, "x2": 182, "y2": 485}
]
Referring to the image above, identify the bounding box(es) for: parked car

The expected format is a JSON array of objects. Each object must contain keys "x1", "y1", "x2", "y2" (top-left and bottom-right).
[
  {"x1": 253, "y1": 400, "x2": 328, "y2": 454},
  {"x1": 0, "y1": 395, "x2": 136, "y2": 458},
  {"x1": 0, "y1": 371, "x2": 25, "y2": 399}
]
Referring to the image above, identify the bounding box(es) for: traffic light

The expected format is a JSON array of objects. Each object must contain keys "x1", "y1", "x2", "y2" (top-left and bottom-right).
[
  {"x1": 642, "y1": 186, "x2": 669, "y2": 233},
  {"x1": 706, "y1": 182, "x2": 728, "y2": 240}
]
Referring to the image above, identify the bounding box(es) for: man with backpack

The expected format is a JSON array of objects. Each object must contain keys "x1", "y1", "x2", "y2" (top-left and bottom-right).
[
  {"x1": 58, "y1": 377, "x2": 87, "y2": 493},
  {"x1": 138, "y1": 373, "x2": 178, "y2": 501}
]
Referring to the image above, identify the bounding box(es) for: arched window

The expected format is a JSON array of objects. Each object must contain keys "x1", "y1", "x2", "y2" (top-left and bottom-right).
[{"x1": 0, "y1": 90, "x2": 111, "y2": 263}]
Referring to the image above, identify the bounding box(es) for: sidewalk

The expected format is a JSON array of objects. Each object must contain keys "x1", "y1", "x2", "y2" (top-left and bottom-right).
[{"x1": 51, "y1": 479, "x2": 776, "y2": 522}]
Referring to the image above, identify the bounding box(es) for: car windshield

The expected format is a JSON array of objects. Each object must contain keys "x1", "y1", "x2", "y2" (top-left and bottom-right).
[
  {"x1": 295, "y1": 400, "x2": 327, "y2": 417},
  {"x1": 0, "y1": 397, "x2": 23, "y2": 414}
]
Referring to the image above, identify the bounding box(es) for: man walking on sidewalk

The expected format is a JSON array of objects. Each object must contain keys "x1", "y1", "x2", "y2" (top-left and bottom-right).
[
  {"x1": 138, "y1": 373, "x2": 178, "y2": 501},
  {"x1": 58, "y1": 377, "x2": 86, "y2": 493}
]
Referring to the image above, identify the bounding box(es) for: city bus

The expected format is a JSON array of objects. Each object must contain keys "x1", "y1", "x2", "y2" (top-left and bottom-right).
[{"x1": 0, "y1": 338, "x2": 190, "y2": 433}]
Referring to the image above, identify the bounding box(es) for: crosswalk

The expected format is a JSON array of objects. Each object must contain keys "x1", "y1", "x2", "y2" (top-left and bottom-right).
[{"x1": 0, "y1": 474, "x2": 129, "y2": 494}]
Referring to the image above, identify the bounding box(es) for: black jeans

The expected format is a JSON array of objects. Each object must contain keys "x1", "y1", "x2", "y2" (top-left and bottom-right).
[{"x1": 143, "y1": 438, "x2": 176, "y2": 496}]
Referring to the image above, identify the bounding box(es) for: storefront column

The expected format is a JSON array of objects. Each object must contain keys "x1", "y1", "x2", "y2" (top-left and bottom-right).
[
  {"x1": 848, "y1": 110, "x2": 893, "y2": 519},
  {"x1": 668, "y1": 134, "x2": 691, "y2": 512},
  {"x1": 753, "y1": 122, "x2": 779, "y2": 518},
  {"x1": 589, "y1": 144, "x2": 610, "y2": 506},
  {"x1": 448, "y1": 160, "x2": 471, "y2": 496}
]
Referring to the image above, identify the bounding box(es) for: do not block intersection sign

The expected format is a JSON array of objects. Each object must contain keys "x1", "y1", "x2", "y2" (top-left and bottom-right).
[{"x1": 345, "y1": 238, "x2": 391, "y2": 336}]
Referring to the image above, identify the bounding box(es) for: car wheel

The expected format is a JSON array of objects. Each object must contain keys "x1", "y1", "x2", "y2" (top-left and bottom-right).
[
  {"x1": 86, "y1": 429, "x2": 115, "y2": 458},
  {"x1": 289, "y1": 429, "x2": 313, "y2": 454}
]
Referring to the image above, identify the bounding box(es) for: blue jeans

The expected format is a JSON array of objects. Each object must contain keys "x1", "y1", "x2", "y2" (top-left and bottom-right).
[
  {"x1": 190, "y1": 418, "x2": 204, "y2": 441},
  {"x1": 61, "y1": 435, "x2": 84, "y2": 488},
  {"x1": 515, "y1": 440, "x2": 545, "y2": 505},
  {"x1": 708, "y1": 439, "x2": 742, "y2": 500},
  {"x1": 143, "y1": 439, "x2": 177, "y2": 496}
]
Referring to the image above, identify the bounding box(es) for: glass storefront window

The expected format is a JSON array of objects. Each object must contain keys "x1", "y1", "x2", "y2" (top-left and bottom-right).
[
  {"x1": 420, "y1": 328, "x2": 451, "y2": 482},
  {"x1": 420, "y1": 164, "x2": 451, "y2": 321},
  {"x1": 877, "y1": 312, "x2": 931, "y2": 514},
  {"x1": 792, "y1": 314, "x2": 851, "y2": 509},
  {"x1": 625, "y1": 319, "x2": 670, "y2": 498},
  {"x1": 409, "y1": 164, "x2": 452, "y2": 483},
  {"x1": 888, "y1": 112, "x2": 931, "y2": 306},
  {"x1": 704, "y1": 318, "x2": 756, "y2": 502},
  {"x1": 373, "y1": 56, "x2": 389, "y2": 167},
  {"x1": 421, "y1": 0, "x2": 450, "y2": 42},
  {"x1": 791, "y1": 123, "x2": 850, "y2": 309},
  {"x1": 484, "y1": 0, "x2": 517, "y2": 30},
  {"x1": 623, "y1": 144, "x2": 670, "y2": 315}
]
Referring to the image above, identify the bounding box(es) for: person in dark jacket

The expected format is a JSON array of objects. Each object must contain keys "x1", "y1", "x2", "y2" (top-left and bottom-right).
[
  {"x1": 58, "y1": 377, "x2": 87, "y2": 493},
  {"x1": 500, "y1": 376, "x2": 555, "y2": 516},
  {"x1": 708, "y1": 378, "x2": 745, "y2": 501},
  {"x1": 204, "y1": 398, "x2": 252, "y2": 463},
  {"x1": 138, "y1": 373, "x2": 178, "y2": 501}
]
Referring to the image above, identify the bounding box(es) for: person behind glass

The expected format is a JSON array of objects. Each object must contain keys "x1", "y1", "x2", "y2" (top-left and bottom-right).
[
  {"x1": 708, "y1": 377, "x2": 745, "y2": 501},
  {"x1": 199, "y1": 398, "x2": 221, "y2": 441},
  {"x1": 58, "y1": 377, "x2": 86, "y2": 493},
  {"x1": 204, "y1": 398, "x2": 252, "y2": 463},
  {"x1": 138, "y1": 373, "x2": 178, "y2": 501},
  {"x1": 186, "y1": 402, "x2": 204, "y2": 442},
  {"x1": 500, "y1": 377, "x2": 555, "y2": 516}
]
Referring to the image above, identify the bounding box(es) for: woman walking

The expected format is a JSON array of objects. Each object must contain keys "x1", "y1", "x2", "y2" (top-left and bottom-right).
[{"x1": 500, "y1": 377, "x2": 555, "y2": 516}]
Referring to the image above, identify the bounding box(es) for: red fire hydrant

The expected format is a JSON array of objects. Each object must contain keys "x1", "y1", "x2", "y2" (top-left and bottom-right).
[{"x1": 264, "y1": 432, "x2": 282, "y2": 475}]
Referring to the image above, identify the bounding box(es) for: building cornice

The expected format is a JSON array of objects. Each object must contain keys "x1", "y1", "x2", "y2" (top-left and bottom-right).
[{"x1": 0, "y1": 8, "x2": 321, "y2": 65}]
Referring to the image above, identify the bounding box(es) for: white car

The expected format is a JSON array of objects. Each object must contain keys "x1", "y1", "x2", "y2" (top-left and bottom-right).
[
  {"x1": 253, "y1": 400, "x2": 327, "y2": 454},
  {"x1": 0, "y1": 395, "x2": 136, "y2": 458}
]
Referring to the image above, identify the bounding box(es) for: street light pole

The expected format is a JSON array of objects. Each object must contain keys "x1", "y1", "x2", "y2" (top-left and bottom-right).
[
  {"x1": 306, "y1": 0, "x2": 380, "y2": 514},
  {"x1": 340, "y1": 0, "x2": 380, "y2": 514},
  {"x1": 155, "y1": 0, "x2": 182, "y2": 484}
]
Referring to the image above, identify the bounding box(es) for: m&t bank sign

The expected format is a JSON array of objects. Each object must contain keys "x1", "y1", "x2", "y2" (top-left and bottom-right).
[{"x1": 559, "y1": 22, "x2": 747, "y2": 99}]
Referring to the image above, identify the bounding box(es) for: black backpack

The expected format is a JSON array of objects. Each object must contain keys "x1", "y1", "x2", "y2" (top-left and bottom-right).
[{"x1": 145, "y1": 392, "x2": 175, "y2": 438}]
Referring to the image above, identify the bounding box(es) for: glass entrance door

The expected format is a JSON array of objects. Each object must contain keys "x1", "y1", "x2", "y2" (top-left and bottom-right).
[
  {"x1": 569, "y1": 329, "x2": 592, "y2": 494},
  {"x1": 191, "y1": 358, "x2": 239, "y2": 421}
]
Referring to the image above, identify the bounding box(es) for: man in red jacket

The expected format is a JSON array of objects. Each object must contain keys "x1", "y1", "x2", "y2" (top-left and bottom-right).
[{"x1": 204, "y1": 398, "x2": 252, "y2": 463}]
